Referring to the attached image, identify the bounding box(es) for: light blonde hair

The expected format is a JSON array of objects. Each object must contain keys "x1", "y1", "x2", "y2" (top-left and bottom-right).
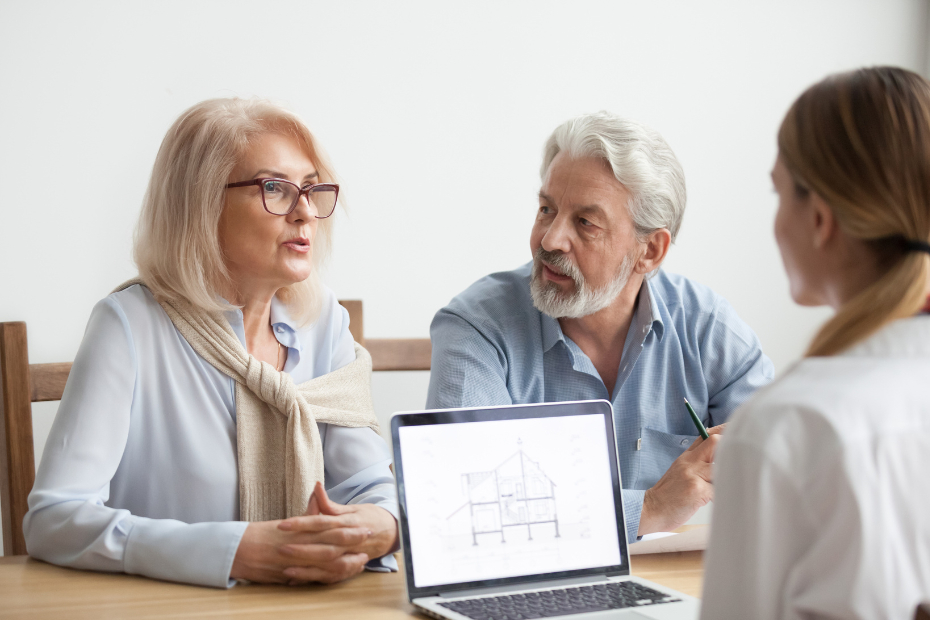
[
  {"x1": 778, "y1": 67, "x2": 930, "y2": 356},
  {"x1": 134, "y1": 98, "x2": 337, "y2": 325}
]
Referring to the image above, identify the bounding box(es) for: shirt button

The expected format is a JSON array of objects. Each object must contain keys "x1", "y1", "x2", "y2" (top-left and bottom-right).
[
  {"x1": 680, "y1": 438, "x2": 690, "y2": 446},
  {"x1": 276, "y1": 326, "x2": 284, "y2": 333}
]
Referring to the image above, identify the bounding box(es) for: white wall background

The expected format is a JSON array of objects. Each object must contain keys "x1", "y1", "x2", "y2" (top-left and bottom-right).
[{"x1": 1, "y1": 0, "x2": 927, "y2": 553}]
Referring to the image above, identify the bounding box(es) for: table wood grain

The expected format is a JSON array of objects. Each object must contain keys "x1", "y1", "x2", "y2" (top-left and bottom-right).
[{"x1": 0, "y1": 552, "x2": 702, "y2": 619}]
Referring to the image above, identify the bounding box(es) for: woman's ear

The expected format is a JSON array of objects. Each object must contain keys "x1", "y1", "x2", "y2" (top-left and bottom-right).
[
  {"x1": 809, "y1": 193, "x2": 839, "y2": 250},
  {"x1": 635, "y1": 228, "x2": 672, "y2": 274}
]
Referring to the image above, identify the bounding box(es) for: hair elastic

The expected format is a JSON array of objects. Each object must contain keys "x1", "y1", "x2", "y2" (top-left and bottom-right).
[{"x1": 905, "y1": 239, "x2": 930, "y2": 254}]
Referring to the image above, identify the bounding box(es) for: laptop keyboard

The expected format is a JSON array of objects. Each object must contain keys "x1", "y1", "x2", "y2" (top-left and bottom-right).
[{"x1": 437, "y1": 581, "x2": 680, "y2": 619}]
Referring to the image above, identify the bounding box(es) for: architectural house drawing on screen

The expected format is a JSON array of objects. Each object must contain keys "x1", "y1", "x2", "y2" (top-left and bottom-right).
[{"x1": 448, "y1": 440, "x2": 560, "y2": 545}]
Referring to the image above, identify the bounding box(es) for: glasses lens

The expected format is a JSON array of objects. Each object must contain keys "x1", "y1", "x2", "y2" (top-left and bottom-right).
[
  {"x1": 308, "y1": 187, "x2": 337, "y2": 218},
  {"x1": 261, "y1": 180, "x2": 299, "y2": 215}
]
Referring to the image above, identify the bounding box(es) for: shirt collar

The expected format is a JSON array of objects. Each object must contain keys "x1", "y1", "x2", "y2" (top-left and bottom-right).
[
  {"x1": 539, "y1": 276, "x2": 666, "y2": 353},
  {"x1": 220, "y1": 296, "x2": 303, "y2": 354},
  {"x1": 269, "y1": 296, "x2": 302, "y2": 353},
  {"x1": 637, "y1": 276, "x2": 665, "y2": 343},
  {"x1": 541, "y1": 312, "x2": 564, "y2": 353}
]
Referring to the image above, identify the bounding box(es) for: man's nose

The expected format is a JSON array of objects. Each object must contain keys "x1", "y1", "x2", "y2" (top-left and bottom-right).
[{"x1": 540, "y1": 215, "x2": 572, "y2": 254}]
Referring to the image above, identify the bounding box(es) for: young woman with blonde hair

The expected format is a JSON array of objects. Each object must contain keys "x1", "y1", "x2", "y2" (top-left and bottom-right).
[
  {"x1": 702, "y1": 66, "x2": 930, "y2": 619},
  {"x1": 24, "y1": 98, "x2": 399, "y2": 588}
]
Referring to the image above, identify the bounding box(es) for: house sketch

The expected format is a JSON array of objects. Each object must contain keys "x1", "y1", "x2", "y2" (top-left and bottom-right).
[{"x1": 448, "y1": 440, "x2": 560, "y2": 545}]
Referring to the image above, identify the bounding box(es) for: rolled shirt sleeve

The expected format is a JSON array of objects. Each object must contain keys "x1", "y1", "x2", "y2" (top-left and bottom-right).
[{"x1": 620, "y1": 489, "x2": 644, "y2": 542}]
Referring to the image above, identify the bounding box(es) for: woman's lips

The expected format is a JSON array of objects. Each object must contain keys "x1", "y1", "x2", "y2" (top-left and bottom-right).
[{"x1": 282, "y1": 239, "x2": 311, "y2": 253}]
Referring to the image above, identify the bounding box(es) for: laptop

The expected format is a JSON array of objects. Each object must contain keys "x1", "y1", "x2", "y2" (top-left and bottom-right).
[{"x1": 391, "y1": 399, "x2": 700, "y2": 620}]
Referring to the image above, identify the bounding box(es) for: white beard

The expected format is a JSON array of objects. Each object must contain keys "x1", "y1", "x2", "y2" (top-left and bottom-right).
[{"x1": 530, "y1": 249, "x2": 635, "y2": 319}]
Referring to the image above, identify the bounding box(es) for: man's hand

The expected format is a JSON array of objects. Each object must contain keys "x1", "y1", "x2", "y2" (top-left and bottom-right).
[
  {"x1": 637, "y1": 424, "x2": 726, "y2": 537},
  {"x1": 275, "y1": 482, "x2": 399, "y2": 583}
]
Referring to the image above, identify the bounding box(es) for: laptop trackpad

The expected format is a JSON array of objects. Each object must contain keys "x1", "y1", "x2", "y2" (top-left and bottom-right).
[{"x1": 629, "y1": 599, "x2": 700, "y2": 619}]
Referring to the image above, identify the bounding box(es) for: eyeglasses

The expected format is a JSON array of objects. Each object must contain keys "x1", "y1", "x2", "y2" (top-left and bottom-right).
[{"x1": 225, "y1": 178, "x2": 339, "y2": 218}]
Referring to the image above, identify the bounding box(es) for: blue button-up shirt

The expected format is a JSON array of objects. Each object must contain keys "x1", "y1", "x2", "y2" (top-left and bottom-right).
[{"x1": 427, "y1": 262, "x2": 774, "y2": 541}]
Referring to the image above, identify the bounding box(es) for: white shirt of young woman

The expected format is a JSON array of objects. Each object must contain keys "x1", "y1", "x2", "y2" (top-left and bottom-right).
[{"x1": 701, "y1": 316, "x2": 930, "y2": 619}]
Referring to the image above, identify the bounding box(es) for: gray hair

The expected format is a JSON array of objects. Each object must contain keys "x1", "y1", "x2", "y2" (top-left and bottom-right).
[{"x1": 540, "y1": 111, "x2": 687, "y2": 242}]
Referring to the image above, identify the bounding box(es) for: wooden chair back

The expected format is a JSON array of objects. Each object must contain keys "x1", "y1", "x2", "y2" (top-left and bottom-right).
[
  {"x1": 0, "y1": 322, "x2": 65, "y2": 556},
  {"x1": 338, "y1": 300, "x2": 431, "y2": 371},
  {"x1": 0, "y1": 300, "x2": 429, "y2": 556}
]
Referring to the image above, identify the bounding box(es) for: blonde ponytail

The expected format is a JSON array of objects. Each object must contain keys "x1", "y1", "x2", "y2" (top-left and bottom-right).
[{"x1": 806, "y1": 252, "x2": 930, "y2": 356}]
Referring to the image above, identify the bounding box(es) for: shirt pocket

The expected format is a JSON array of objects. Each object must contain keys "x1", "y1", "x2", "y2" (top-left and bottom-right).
[{"x1": 637, "y1": 427, "x2": 698, "y2": 488}]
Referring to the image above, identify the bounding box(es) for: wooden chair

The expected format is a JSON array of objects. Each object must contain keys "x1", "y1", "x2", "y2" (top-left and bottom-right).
[
  {"x1": 0, "y1": 322, "x2": 69, "y2": 556},
  {"x1": 0, "y1": 300, "x2": 430, "y2": 556},
  {"x1": 337, "y1": 300, "x2": 431, "y2": 371}
]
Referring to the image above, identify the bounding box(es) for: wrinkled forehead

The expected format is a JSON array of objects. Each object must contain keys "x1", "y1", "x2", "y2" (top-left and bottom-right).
[{"x1": 540, "y1": 152, "x2": 632, "y2": 213}]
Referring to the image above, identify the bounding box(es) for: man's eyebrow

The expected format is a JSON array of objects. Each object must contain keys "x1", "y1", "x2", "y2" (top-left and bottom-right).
[
  {"x1": 576, "y1": 204, "x2": 608, "y2": 218},
  {"x1": 538, "y1": 192, "x2": 608, "y2": 217}
]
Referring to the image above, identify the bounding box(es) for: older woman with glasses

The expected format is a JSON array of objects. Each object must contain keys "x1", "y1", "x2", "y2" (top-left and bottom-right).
[{"x1": 23, "y1": 98, "x2": 399, "y2": 588}]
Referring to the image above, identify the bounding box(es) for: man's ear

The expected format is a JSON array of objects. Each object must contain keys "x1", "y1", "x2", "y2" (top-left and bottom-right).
[
  {"x1": 809, "y1": 193, "x2": 838, "y2": 250},
  {"x1": 635, "y1": 228, "x2": 672, "y2": 274}
]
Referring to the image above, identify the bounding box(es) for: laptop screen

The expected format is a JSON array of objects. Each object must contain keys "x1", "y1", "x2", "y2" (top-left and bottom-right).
[{"x1": 394, "y1": 401, "x2": 627, "y2": 593}]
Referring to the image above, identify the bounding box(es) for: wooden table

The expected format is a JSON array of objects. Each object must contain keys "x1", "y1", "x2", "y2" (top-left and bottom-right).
[{"x1": 0, "y1": 552, "x2": 702, "y2": 619}]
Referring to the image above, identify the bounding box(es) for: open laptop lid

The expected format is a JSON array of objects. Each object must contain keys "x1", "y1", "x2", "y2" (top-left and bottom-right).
[{"x1": 392, "y1": 400, "x2": 631, "y2": 600}]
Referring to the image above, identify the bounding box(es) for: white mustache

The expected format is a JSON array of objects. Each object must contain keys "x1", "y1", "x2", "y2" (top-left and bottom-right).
[{"x1": 534, "y1": 248, "x2": 584, "y2": 287}]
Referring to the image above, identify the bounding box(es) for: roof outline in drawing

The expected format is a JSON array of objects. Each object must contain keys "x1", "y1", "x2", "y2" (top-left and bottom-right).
[{"x1": 448, "y1": 440, "x2": 561, "y2": 545}]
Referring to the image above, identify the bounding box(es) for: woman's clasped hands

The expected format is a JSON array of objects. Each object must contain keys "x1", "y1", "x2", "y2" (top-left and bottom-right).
[{"x1": 230, "y1": 482, "x2": 398, "y2": 585}]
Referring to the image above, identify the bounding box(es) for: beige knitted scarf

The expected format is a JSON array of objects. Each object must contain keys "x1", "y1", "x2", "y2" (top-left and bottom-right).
[{"x1": 114, "y1": 279, "x2": 380, "y2": 522}]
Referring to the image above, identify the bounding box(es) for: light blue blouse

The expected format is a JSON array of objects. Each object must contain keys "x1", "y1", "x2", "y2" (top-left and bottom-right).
[{"x1": 24, "y1": 284, "x2": 398, "y2": 588}]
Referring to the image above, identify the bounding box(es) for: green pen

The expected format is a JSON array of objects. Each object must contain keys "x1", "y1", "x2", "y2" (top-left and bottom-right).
[{"x1": 684, "y1": 397, "x2": 709, "y2": 440}]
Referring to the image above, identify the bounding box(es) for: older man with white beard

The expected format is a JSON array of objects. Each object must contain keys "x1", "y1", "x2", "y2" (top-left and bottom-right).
[{"x1": 426, "y1": 112, "x2": 774, "y2": 542}]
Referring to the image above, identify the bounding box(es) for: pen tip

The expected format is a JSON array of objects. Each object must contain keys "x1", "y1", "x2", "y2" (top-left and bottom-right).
[{"x1": 683, "y1": 397, "x2": 689, "y2": 404}]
